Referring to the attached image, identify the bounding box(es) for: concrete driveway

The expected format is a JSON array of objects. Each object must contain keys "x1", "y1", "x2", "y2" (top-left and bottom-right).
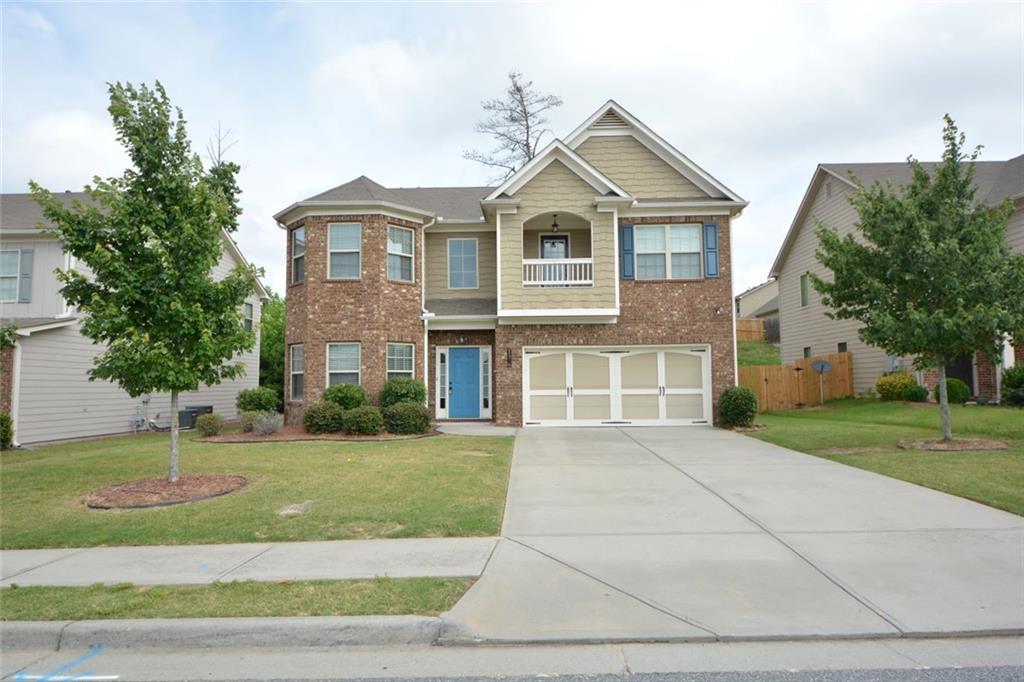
[{"x1": 444, "y1": 427, "x2": 1024, "y2": 643}]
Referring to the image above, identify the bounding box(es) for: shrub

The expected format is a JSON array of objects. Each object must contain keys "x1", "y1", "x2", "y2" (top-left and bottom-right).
[
  {"x1": 343, "y1": 405, "x2": 384, "y2": 436},
  {"x1": 379, "y1": 377, "x2": 427, "y2": 409},
  {"x1": 323, "y1": 383, "x2": 369, "y2": 410},
  {"x1": 196, "y1": 413, "x2": 224, "y2": 437},
  {"x1": 718, "y1": 386, "x2": 758, "y2": 427},
  {"x1": 1000, "y1": 364, "x2": 1024, "y2": 407},
  {"x1": 252, "y1": 412, "x2": 284, "y2": 436},
  {"x1": 383, "y1": 402, "x2": 432, "y2": 435},
  {"x1": 302, "y1": 401, "x2": 346, "y2": 434},
  {"x1": 236, "y1": 387, "x2": 279, "y2": 413},
  {"x1": 899, "y1": 384, "x2": 929, "y2": 402},
  {"x1": 933, "y1": 377, "x2": 971, "y2": 405},
  {"x1": 239, "y1": 410, "x2": 264, "y2": 433},
  {"x1": 0, "y1": 411, "x2": 12, "y2": 449},
  {"x1": 875, "y1": 372, "x2": 916, "y2": 401}
]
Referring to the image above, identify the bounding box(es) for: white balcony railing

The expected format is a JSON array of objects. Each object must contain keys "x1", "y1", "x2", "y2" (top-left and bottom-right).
[{"x1": 522, "y1": 258, "x2": 594, "y2": 287}]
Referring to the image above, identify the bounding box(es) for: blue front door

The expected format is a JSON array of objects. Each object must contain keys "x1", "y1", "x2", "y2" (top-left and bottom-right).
[{"x1": 449, "y1": 348, "x2": 480, "y2": 418}]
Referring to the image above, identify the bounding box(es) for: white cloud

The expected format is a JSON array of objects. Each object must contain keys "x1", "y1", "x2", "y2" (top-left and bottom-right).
[{"x1": 6, "y1": 4, "x2": 55, "y2": 34}]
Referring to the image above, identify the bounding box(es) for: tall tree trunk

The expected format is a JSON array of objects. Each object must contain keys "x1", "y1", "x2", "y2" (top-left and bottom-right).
[
  {"x1": 169, "y1": 390, "x2": 180, "y2": 482},
  {"x1": 937, "y1": 363, "x2": 953, "y2": 442}
]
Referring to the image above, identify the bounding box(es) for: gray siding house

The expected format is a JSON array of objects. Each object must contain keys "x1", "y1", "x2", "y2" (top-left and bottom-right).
[
  {"x1": 769, "y1": 156, "x2": 1023, "y2": 399},
  {"x1": 0, "y1": 193, "x2": 267, "y2": 445}
]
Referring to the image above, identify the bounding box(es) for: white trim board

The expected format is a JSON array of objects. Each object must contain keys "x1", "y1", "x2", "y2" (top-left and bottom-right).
[{"x1": 484, "y1": 140, "x2": 631, "y2": 201}]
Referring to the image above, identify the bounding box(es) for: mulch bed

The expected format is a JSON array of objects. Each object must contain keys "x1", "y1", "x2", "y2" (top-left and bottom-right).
[
  {"x1": 200, "y1": 425, "x2": 441, "y2": 444},
  {"x1": 897, "y1": 438, "x2": 1009, "y2": 452},
  {"x1": 83, "y1": 475, "x2": 248, "y2": 509}
]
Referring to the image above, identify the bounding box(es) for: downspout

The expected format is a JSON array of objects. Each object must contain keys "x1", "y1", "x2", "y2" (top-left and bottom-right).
[{"x1": 421, "y1": 218, "x2": 436, "y2": 407}]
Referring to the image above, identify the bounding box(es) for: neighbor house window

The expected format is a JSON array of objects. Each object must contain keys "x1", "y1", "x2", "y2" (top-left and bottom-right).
[
  {"x1": 803, "y1": 347, "x2": 812, "y2": 359},
  {"x1": 800, "y1": 274, "x2": 810, "y2": 307},
  {"x1": 0, "y1": 250, "x2": 18, "y2": 302},
  {"x1": 291, "y1": 228, "x2": 305, "y2": 284},
  {"x1": 242, "y1": 302, "x2": 254, "y2": 332},
  {"x1": 327, "y1": 342, "x2": 360, "y2": 385},
  {"x1": 388, "y1": 225, "x2": 414, "y2": 282},
  {"x1": 838, "y1": 342, "x2": 847, "y2": 353},
  {"x1": 448, "y1": 238, "x2": 478, "y2": 289},
  {"x1": 328, "y1": 223, "x2": 361, "y2": 278},
  {"x1": 387, "y1": 343, "x2": 414, "y2": 379},
  {"x1": 635, "y1": 225, "x2": 702, "y2": 280},
  {"x1": 289, "y1": 344, "x2": 304, "y2": 400}
]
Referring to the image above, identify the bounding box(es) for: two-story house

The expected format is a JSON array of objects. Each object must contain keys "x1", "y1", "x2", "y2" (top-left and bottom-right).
[
  {"x1": 276, "y1": 101, "x2": 747, "y2": 427},
  {"x1": 0, "y1": 192, "x2": 268, "y2": 445},
  {"x1": 770, "y1": 156, "x2": 1023, "y2": 400}
]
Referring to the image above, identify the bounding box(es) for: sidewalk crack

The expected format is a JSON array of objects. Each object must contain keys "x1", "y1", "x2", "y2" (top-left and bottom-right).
[{"x1": 212, "y1": 545, "x2": 275, "y2": 583}]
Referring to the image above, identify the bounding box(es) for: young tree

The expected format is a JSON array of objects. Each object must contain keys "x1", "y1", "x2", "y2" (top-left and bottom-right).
[
  {"x1": 258, "y1": 289, "x2": 285, "y2": 410},
  {"x1": 813, "y1": 115, "x2": 1024, "y2": 440},
  {"x1": 463, "y1": 71, "x2": 563, "y2": 180},
  {"x1": 30, "y1": 81, "x2": 260, "y2": 481}
]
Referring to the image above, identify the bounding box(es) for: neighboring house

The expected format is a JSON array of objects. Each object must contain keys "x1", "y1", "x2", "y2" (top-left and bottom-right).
[
  {"x1": 770, "y1": 156, "x2": 1023, "y2": 399},
  {"x1": 276, "y1": 100, "x2": 747, "y2": 427},
  {"x1": 0, "y1": 192, "x2": 268, "y2": 445},
  {"x1": 735, "y1": 279, "x2": 777, "y2": 319}
]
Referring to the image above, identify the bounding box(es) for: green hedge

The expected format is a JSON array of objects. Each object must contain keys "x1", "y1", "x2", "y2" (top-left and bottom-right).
[
  {"x1": 875, "y1": 372, "x2": 916, "y2": 401},
  {"x1": 383, "y1": 402, "x2": 432, "y2": 435},
  {"x1": 302, "y1": 402, "x2": 346, "y2": 434},
  {"x1": 718, "y1": 387, "x2": 757, "y2": 427},
  {"x1": 236, "y1": 387, "x2": 279, "y2": 413},
  {"x1": 196, "y1": 413, "x2": 224, "y2": 437},
  {"x1": 934, "y1": 378, "x2": 970, "y2": 405},
  {"x1": 379, "y1": 378, "x2": 426, "y2": 409},
  {"x1": 0, "y1": 412, "x2": 12, "y2": 449},
  {"x1": 323, "y1": 383, "x2": 369, "y2": 410},
  {"x1": 343, "y1": 405, "x2": 384, "y2": 436}
]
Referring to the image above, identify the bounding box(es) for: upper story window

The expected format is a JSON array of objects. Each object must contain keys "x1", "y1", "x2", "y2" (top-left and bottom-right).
[
  {"x1": 387, "y1": 343, "x2": 414, "y2": 379},
  {"x1": 387, "y1": 225, "x2": 414, "y2": 282},
  {"x1": 291, "y1": 227, "x2": 306, "y2": 284},
  {"x1": 242, "y1": 302, "x2": 254, "y2": 332},
  {"x1": 634, "y1": 225, "x2": 701, "y2": 280},
  {"x1": 0, "y1": 250, "x2": 19, "y2": 302},
  {"x1": 448, "y1": 238, "x2": 478, "y2": 289},
  {"x1": 290, "y1": 344, "x2": 304, "y2": 400},
  {"x1": 328, "y1": 223, "x2": 361, "y2": 279},
  {"x1": 327, "y1": 342, "x2": 360, "y2": 385},
  {"x1": 800, "y1": 273, "x2": 810, "y2": 307}
]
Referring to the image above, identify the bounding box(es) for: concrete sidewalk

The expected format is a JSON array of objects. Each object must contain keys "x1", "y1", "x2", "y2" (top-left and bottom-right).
[{"x1": 0, "y1": 537, "x2": 498, "y2": 587}]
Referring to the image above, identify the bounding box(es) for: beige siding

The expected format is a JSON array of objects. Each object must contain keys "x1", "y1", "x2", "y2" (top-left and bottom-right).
[
  {"x1": 0, "y1": 237, "x2": 67, "y2": 319},
  {"x1": 522, "y1": 228, "x2": 592, "y2": 259},
  {"x1": 424, "y1": 231, "x2": 496, "y2": 300},
  {"x1": 500, "y1": 161, "x2": 616, "y2": 311},
  {"x1": 737, "y1": 281, "x2": 778, "y2": 318},
  {"x1": 575, "y1": 135, "x2": 708, "y2": 199},
  {"x1": 1006, "y1": 200, "x2": 1024, "y2": 254}
]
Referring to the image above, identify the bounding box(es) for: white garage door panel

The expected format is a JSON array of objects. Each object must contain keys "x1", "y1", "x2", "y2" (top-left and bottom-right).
[{"x1": 524, "y1": 345, "x2": 711, "y2": 427}]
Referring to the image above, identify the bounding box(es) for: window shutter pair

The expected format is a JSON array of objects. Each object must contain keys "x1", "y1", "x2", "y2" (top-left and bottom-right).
[
  {"x1": 620, "y1": 223, "x2": 720, "y2": 279},
  {"x1": 18, "y1": 249, "x2": 33, "y2": 303}
]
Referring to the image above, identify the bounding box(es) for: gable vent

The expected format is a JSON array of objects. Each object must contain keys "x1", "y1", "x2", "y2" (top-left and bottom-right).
[{"x1": 592, "y1": 109, "x2": 628, "y2": 129}]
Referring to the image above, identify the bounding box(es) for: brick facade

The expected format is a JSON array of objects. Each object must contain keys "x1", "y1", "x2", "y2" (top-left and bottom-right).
[
  {"x1": 284, "y1": 214, "x2": 424, "y2": 424},
  {"x1": 975, "y1": 353, "x2": 998, "y2": 401},
  {"x1": 0, "y1": 344, "x2": 14, "y2": 416}
]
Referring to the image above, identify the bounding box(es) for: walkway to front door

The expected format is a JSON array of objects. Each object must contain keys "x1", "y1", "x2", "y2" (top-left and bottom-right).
[{"x1": 449, "y1": 347, "x2": 481, "y2": 419}]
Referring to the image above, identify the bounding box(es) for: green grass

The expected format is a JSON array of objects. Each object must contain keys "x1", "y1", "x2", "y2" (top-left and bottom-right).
[
  {"x1": 749, "y1": 398, "x2": 1024, "y2": 515},
  {"x1": 0, "y1": 578, "x2": 471, "y2": 620},
  {"x1": 0, "y1": 432, "x2": 513, "y2": 549},
  {"x1": 737, "y1": 340, "x2": 781, "y2": 367}
]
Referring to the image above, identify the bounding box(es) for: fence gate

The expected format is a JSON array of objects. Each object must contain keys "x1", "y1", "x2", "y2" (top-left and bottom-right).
[{"x1": 739, "y1": 352, "x2": 854, "y2": 412}]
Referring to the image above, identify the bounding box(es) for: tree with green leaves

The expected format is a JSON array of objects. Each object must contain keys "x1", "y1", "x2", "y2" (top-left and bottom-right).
[
  {"x1": 813, "y1": 115, "x2": 1024, "y2": 440},
  {"x1": 30, "y1": 81, "x2": 260, "y2": 481},
  {"x1": 258, "y1": 289, "x2": 285, "y2": 410}
]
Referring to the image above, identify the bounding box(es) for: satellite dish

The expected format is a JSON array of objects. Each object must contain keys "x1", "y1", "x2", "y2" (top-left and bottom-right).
[{"x1": 811, "y1": 360, "x2": 832, "y2": 373}]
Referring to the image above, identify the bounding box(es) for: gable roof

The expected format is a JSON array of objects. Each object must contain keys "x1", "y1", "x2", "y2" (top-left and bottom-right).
[
  {"x1": 750, "y1": 295, "x2": 780, "y2": 318},
  {"x1": 483, "y1": 139, "x2": 631, "y2": 202},
  {"x1": 769, "y1": 154, "x2": 1024, "y2": 278},
  {"x1": 565, "y1": 100, "x2": 746, "y2": 204}
]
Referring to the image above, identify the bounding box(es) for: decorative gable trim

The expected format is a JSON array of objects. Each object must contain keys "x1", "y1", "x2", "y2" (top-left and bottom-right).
[
  {"x1": 565, "y1": 100, "x2": 745, "y2": 203},
  {"x1": 483, "y1": 140, "x2": 631, "y2": 202}
]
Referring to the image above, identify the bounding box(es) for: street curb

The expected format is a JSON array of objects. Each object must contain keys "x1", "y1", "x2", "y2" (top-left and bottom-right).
[{"x1": 1, "y1": 616, "x2": 442, "y2": 651}]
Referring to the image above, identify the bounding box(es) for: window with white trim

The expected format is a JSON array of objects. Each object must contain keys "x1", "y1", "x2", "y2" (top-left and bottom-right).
[
  {"x1": 387, "y1": 225, "x2": 414, "y2": 282},
  {"x1": 0, "y1": 250, "x2": 18, "y2": 302},
  {"x1": 448, "y1": 238, "x2": 478, "y2": 289},
  {"x1": 328, "y1": 223, "x2": 361, "y2": 279},
  {"x1": 242, "y1": 302, "x2": 254, "y2": 332},
  {"x1": 291, "y1": 228, "x2": 305, "y2": 284},
  {"x1": 327, "y1": 342, "x2": 360, "y2": 385},
  {"x1": 290, "y1": 344, "x2": 304, "y2": 400},
  {"x1": 634, "y1": 225, "x2": 702, "y2": 280},
  {"x1": 387, "y1": 343, "x2": 414, "y2": 379}
]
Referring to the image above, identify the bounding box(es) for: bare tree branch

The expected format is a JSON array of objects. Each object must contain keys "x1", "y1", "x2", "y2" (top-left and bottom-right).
[{"x1": 206, "y1": 121, "x2": 237, "y2": 167}]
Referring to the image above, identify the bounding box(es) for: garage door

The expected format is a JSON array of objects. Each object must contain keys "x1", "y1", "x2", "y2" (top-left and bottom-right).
[{"x1": 523, "y1": 346, "x2": 712, "y2": 426}]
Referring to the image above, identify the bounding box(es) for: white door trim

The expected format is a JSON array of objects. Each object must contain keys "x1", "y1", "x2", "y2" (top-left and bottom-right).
[{"x1": 435, "y1": 345, "x2": 492, "y2": 420}]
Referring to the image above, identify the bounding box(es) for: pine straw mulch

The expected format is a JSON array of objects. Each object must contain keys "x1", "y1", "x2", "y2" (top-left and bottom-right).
[
  {"x1": 200, "y1": 425, "x2": 441, "y2": 444},
  {"x1": 83, "y1": 475, "x2": 248, "y2": 509},
  {"x1": 897, "y1": 438, "x2": 1009, "y2": 452}
]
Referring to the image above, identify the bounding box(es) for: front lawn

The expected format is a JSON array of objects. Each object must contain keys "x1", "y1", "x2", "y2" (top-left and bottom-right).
[
  {"x1": 737, "y1": 340, "x2": 781, "y2": 367},
  {"x1": 0, "y1": 432, "x2": 513, "y2": 549},
  {"x1": 749, "y1": 399, "x2": 1024, "y2": 515},
  {"x1": 0, "y1": 577, "x2": 470, "y2": 620}
]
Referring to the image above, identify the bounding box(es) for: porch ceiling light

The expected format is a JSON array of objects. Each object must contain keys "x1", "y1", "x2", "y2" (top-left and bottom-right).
[{"x1": 551, "y1": 214, "x2": 559, "y2": 232}]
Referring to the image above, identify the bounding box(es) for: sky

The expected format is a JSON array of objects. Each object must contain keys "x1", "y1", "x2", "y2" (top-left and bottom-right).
[{"x1": 2, "y1": 1, "x2": 1022, "y2": 297}]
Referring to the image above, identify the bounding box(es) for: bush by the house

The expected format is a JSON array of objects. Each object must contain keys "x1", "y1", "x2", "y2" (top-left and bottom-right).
[
  {"x1": 875, "y1": 372, "x2": 916, "y2": 401},
  {"x1": 252, "y1": 411, "x2": 284, "y2": 436},
  {"x1": 1001, "y1": 364, "x2": 1024, "y2": 407},
  {"x1": 899, "y1": 384, "x2": 929, "y2": 403},
  {"x1": 379, "y1": 377, "x2": 426, "y2": 409},
  {"x1": 323, "y1": 383, "x2": 369, "y2": 410},
  {"x1": 196, "y1": 413, "x2": 224, "y2": 437},
  {"x1": 933, "y1": 377, "x2": 971, "y2": 405},
  {"x1": 239, "y1": 410, "x2": 263, "y2": 433},
  {"x1": 302, "y1": 401, "x2": 346, "y2": 434},
  {"x1": 343, "y1": 405, "x2": 384, "y2": 436},
  {"x1": 718, "y1": 387, "x2": 758, "y2": 427},
  {"x1": 0, "y1": 411, "x2": 12, "y2": 449},
  {"x1": 383, "y1": 401, "x2": 432, "y2": 435},
  {"x1": 236, "y1": 386, "x2": 279, "y2": 413}
]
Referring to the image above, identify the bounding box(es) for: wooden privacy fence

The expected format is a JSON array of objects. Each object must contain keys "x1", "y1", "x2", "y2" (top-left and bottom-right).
[
  {"x1": 739, "y1": 352, "x2": 854, "y2": 412},
  {"x1": 736, "y1": 318, "x2": 765, "y2": 342}
]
